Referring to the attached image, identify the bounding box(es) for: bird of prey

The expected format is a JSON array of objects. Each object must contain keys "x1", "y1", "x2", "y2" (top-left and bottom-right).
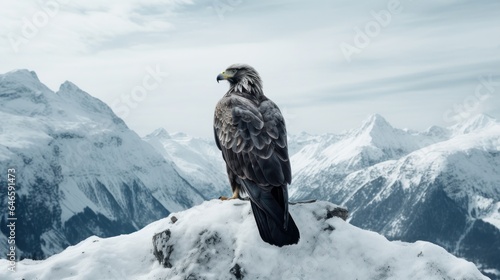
[{"x1": 214, "y1": 63, "x2": 300, "y2": 247}]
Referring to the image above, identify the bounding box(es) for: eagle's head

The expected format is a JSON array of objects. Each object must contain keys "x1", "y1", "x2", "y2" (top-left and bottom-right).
[
  {"x1": 216, "y1": 64, "x2": 263, "y2": 96},
  {"x1": 216, "y1": 64, "x2": 259, "y2": 84}
]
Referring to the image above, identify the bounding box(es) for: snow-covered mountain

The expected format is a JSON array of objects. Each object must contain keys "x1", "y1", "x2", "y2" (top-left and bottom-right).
[
  {"x1": 288, "y1": 114, "x2": 500, "y2": 279},
  {"x1": 0, "y1": 70, "x2": 205, "y2": 260},
  {"x1": 289, "y1": 114, "x2": 447, "y2": 199},
  {"x1": 1, "y1": 69, "x2": 497, "y2": 278},
  {"x1": 0, "y1": 200, "x2": 488, "y2": 280},
  {"x1": 143, "y1": 128, "x2": 228, "y2": 199}
]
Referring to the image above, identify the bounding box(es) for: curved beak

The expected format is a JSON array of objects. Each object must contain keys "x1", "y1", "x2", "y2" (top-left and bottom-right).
[
  {"x1": 216, "y1": 73, "x2": 226, "y2": 83},
  {"x1": 217, "y1": 71, "x2": 231, "y2": 83}
]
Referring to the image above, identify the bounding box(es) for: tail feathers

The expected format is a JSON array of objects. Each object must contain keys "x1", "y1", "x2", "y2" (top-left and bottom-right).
[
  {"x1": 241, "y1": 179, "x2": 300, "y2": 247},
  {"x1": 250, "y1": 201, "x2": 300, "y2": 247}
]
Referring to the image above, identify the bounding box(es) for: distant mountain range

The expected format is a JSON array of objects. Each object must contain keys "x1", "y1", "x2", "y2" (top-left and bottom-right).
[
  {"x1": 1, "y1": 69, "x2": 498, "y2": 278},
  {"x1": 288, "y1": 113, "x2": 500, "y2": 279}
]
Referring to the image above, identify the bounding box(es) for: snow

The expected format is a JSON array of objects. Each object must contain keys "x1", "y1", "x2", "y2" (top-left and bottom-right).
[
  {"x1": 483, "y1": 203, "x2": 500, "y2": 229},
  {"x1": 0, "y1": 200, "x2": 487, "y2": 280}
]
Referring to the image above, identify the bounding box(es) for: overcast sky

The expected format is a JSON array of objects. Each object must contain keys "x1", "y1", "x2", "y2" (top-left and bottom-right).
[{"x1": 1, "y1": 0, "x2": 500, "y2": 138}]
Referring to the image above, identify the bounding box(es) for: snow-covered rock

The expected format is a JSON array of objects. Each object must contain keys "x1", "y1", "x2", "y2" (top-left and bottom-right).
[
  {"x1": 0, "y1": 69, "x2": 204, "y2": 260},
  {"x1": 0, "y1": 200, "x2": 488, "y2": 280}
]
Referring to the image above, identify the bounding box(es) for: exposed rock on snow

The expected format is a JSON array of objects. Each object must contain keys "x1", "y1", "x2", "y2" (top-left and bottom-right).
[{"x1": 151, "y1": 200, "x2": 349, "y2": 270}]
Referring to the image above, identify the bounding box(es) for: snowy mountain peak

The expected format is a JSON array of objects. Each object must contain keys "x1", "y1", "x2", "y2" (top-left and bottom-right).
[
  {"x1": 289, "y1": 114, "x2": 430, "y2": 184},
  {"x1": 146, "y1": 128, "x2": 171, "y2": 140},
  {"x1": 55, "y1": 80, "x2": 123, "y2": 123},
  {"x1": 3, "y1": 69, "x2": 40, "y2": 82},
  {"x1": 353, "y1": 114, "x2": 411, "y2": 148},
  {"x1": 363, "y1": 113, "x2": 390, "y2": 126},
  {"x1": 425, "y1": 125, "x2": 450, "y2": 138},
  {"x1": 354, "y1": 114, "x2": 397, "y2": 144},
  {"x1": 0, "y1": 69, "x2": 51, "y2": 95},
  {"x1": 58, "y1": 80, "x2": 81, "y2": 93},
  {"x1": 452, "y1": 113, "x2": 498, "y2": 135},
  {"x1": 360, "y1": 113, "x2": 392, "y2": 131},
  {"x1": 0, "y1": 69, "x2": 121, "y2": 123}
]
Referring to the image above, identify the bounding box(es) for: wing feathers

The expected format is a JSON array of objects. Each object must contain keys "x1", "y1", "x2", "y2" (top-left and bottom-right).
[{"x1": 214, "y1": 95, "x2": 291, "y2": 187}]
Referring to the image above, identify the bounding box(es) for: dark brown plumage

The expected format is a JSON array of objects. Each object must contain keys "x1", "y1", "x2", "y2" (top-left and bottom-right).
[{"x1": 214, "y1": 64, "x2": 300, "y2": 246}]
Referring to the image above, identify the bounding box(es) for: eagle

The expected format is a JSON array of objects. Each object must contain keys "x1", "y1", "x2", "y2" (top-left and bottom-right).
[{"x1": 214, "y1": 64, "x2": 300, "y2": 246}]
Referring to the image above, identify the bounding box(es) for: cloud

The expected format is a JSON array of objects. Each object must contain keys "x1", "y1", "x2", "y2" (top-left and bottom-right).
[
  {"x1": 1, "y1": 0, "x2": 500, "y2": 137},
  {"x1": 0, "y1": 0, "x2": 191, "y2": 54}
]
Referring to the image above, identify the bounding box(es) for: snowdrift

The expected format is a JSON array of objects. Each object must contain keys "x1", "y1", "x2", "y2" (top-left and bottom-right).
[{"x1": 0, "y1": 200, "x2": 487, "y2": 280}]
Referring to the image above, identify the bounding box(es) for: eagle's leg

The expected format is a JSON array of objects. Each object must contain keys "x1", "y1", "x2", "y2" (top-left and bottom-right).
[
  {"x1": 219, "y1": 168, "x2": 241, "y2": 200},
  {"x1": 219, "y1": 187, "x2": 240, "y2": 200}
]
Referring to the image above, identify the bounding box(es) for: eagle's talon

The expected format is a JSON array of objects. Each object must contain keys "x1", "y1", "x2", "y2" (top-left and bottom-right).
[{"x1": 219, "y1": 194, "x2": 239, "y2": 201}]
